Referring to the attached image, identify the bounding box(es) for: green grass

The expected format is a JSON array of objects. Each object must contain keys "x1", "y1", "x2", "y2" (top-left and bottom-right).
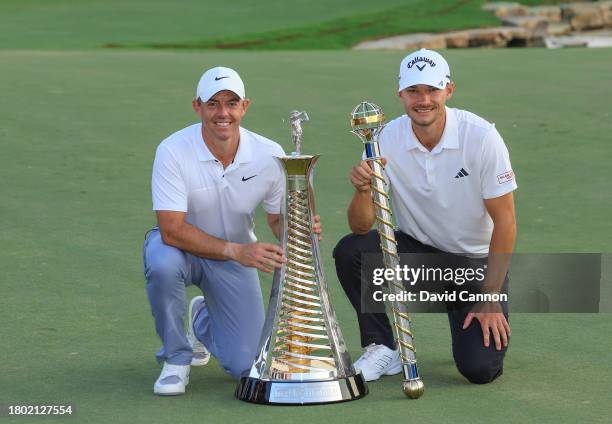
[
  {"x1": 0, "y1": 0, "x2": 408, "y2": 49},
  {"x1": 0, "y1": 0, "x2": 575, "y2": 51},
  {"x1": 142, "y1": 0, "x2": 499, "y2": 50},
  {"x1": 1, "y1": 48, "x2": 611, "y2": 423}
]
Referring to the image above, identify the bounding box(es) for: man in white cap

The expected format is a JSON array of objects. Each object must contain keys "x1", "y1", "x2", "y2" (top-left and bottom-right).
[
  {"x1": 334, "y1": 49, "x2": 517, "y2": 384},
  {"x1": 143, "y1": 66, "x2": 321, "y2": 395}
]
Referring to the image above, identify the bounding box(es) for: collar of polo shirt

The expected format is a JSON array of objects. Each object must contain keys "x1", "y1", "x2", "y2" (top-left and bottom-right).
[
  {"x1": 194, "y1": 125, "x2": 253, "y2": 164},
  {"x1": 404, "y1": 106, "x2": 459, "y2": 153}
]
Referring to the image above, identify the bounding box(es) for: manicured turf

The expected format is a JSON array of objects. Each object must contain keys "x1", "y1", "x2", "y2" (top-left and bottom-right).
[
  {"x1": 0, "y1": 0, "x2": 408, "y2": 49},
  {"x1": 0, "y1": 0, "x2": 567, "y2": 50},
  {"x1": 1, "y1": 48, "x2": 611, "y2": 423},
  {"x1": 143, "y1": 0, "x2": 499, "y2": 50}
]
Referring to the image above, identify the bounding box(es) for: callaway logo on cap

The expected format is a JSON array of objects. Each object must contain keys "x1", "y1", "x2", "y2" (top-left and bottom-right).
[
  {"x1": 196, "y1": 66, "x2": 246, "y2": 101},
  {"x1": 398, "y1": 49, "x2": 451, "y2": 92}
]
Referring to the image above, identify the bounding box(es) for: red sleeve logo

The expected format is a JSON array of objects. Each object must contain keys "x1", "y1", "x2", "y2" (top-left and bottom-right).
[{"x1": 497, "y1": 170, "x2": 514, "y2": 185}]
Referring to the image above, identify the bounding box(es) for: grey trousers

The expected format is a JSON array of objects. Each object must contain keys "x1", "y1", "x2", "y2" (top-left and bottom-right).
[{"x1": 143, "y1": 228, "x2": 265, "y2": 379}]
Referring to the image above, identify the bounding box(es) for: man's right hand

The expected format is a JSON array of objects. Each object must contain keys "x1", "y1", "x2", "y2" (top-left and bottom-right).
[
  {"x1": 230, "y1": 242, "x2": 286, "y2": 273},
  {"x1": 350, "y1": 158, "x2": 387, "y2": 192}
]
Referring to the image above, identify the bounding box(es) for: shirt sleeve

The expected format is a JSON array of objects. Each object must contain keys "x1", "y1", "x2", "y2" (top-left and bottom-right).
[
  {"x1": 480, "y1": 125, "x2": 517, "y2": 199},
  {"x1": 262, "y1": 145, "x2": 286, "y2": 214},
  {"x1": 151, "y1": 144, "x2": 188, "y2": 211}
]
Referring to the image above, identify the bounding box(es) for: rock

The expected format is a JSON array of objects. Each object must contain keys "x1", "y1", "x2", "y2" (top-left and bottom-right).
[
  {"x1": 527, "y1": 5, "x2": 562, "y2": 22},
  {"x1": 352, "y1": 1, "x2": 612, "y2": 51},
  {"x1": 600, "y1": 2, "x2": 612, "y2": 27},
  {"x1": 353, "y1": 33, "x2": 446, "y2": 50},
  {"x1": 445, "y1": 27, "x2": 531, "y2": 49},
  {"x1": 562, "y1": 3, "x2": 605, "y2": 31},
  {"x1": 482, "y1": 2, "x2": 528, "y2": 17},
  {"x1": 467, "y1": 29, "x2": 507, "y2": 48},
  {"x1": 502, "y1": 15, "x2": 549, "y2": 32},
  {"x1": 546, "y1": 22, "x2": 573, "y2": 36},
  {"x1": 600, "y1": 0, "x2": 612, "y2": 11},
  {"x1": 445, "y1": 31, "x2": 470, "y2": 48},
  {"x1": 499, "y1": 26, "x2": 535, "y2": 46}
]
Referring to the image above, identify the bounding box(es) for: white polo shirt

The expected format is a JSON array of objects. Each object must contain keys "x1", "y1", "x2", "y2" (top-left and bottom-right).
[
  {"x1": 376, "y1": 107, "x2": 517, "y2": 256},
  {"x1": 152, "y1": 123, "x2": 285, "y2": 244}
]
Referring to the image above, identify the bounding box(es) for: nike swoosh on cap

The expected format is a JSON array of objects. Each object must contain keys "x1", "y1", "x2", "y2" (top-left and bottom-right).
[{"x1": 215, "y1": 76, "x2": 229, "y2": 81}]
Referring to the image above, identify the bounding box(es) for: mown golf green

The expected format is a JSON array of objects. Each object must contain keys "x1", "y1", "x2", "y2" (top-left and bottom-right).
[
  {"x1": 0, "y1": 0, "x2": 565, "y2": 50},
  {"x1": 1, "y1": 47, "x2": 611, "y2": 423},
  {"x1": 0, "y1": 0, "x2": 420, "y2": 49}
]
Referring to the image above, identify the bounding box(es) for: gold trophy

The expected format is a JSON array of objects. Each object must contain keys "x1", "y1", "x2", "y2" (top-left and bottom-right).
[
  {"x1": 350, "y1": 101, "x2": 424, "y2": 399},
  {"x1": 235, "y1": 111, "x2": 368, "y2": 405}
]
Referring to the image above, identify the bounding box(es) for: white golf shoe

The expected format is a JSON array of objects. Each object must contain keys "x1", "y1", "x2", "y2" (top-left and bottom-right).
[
  {"x1": 154, "y1": 362, "x2": 190, "y2": 396},
  {"x1": 187, "y1": 296, "x2": 211, "y2": 366},
  {"x1": 353, "y1": 343, "x2": 402, "y2": 381}
]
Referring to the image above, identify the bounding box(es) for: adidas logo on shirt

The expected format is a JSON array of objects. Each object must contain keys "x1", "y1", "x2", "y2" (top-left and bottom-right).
[{"x1": 454, "y1": 168, "x2": 469, "y2": 179}]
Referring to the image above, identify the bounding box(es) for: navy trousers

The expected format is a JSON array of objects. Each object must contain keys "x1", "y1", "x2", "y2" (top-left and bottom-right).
[{"x1": 333, "y1": 230, "x2": 508, "y2": 384}]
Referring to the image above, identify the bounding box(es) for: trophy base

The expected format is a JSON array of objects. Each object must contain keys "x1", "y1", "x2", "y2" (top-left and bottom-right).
[{"x1": 235, "y1": 373, "x2": 368, "y2": 405}]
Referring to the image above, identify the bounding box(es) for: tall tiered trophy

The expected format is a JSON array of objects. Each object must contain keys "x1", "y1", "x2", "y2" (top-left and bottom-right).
[
  {"x1": 350, "y1": 101, "x2": 424, "y2": 399},
  {"x1": 235, "y1": 111, "x2": 368, "y2": 405}
]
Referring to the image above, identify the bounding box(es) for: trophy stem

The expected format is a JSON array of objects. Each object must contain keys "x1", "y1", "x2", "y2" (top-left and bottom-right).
[
  {"x1": 351, "y1": 101, "x2": 424, "y2": 399},
  {"x1": 366, "y1": 142, "x2": 425, "y2": 400}
]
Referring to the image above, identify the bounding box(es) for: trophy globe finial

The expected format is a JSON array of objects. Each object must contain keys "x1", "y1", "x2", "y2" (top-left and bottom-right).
[{"x1": 350, "y1": 101, "x2": 385, "y2": 143}]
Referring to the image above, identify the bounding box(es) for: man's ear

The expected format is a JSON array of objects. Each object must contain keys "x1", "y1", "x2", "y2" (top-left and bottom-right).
[
  {"x1": 446, "y1": 82, "x2": 455, "y2": 100},
  {"x1": 242, "y1": 98, "x2": 251, "y2": 113},
  {"x1": 192, "y1": 98, "x2": 201, "y2": 113}
]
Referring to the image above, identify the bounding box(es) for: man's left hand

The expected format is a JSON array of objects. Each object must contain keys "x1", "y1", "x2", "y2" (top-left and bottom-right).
[
  {"x1": 463, "y1": 301, "x2": 511, "y2": 351},
  {"x1": 312, "y1": 214, "x2": 322, "y2": 241}
]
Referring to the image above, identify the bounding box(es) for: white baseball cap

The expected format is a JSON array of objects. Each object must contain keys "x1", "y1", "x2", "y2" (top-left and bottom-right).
[
  {"x1": 196, "y1": 66, "x2": 245, "y2": 101},
  {"x1": 398, "y1": 49, "x2": 451, "y2": 92}
]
